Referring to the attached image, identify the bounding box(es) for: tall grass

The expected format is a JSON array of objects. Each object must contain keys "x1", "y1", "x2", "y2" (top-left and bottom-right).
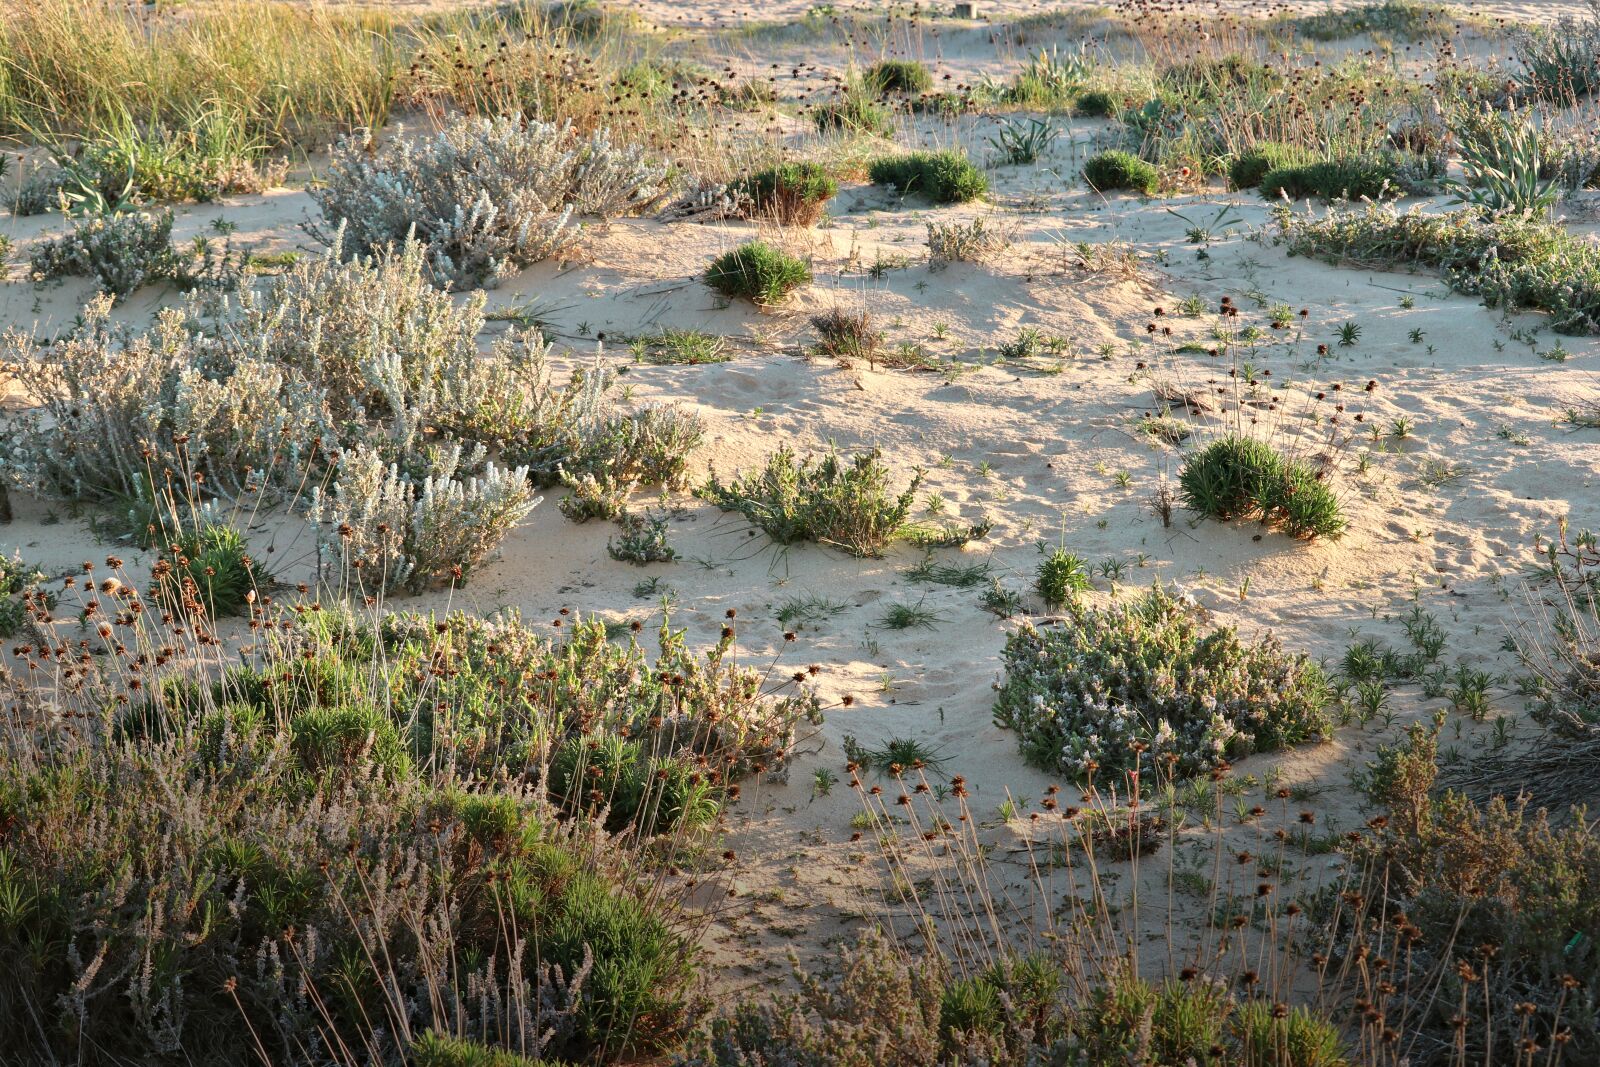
[{"x1": 0, "y1": 0, "x2": 399, "y2": 147}]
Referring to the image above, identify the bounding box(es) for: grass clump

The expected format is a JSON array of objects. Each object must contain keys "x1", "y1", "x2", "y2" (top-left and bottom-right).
[
  {"x1": 994, "y1": 583, "x2": 1333, "y2": 779},
  {"x1": 1082, "y1": 149, "x2": 1159, "y2": 195},
  {"x1": 1228, "y1": 141, "x2": 1312, "y2": 190},
  {"x1": 1179, "y1": 436, "x2": 1346, "y2": 541},
  {"x1": 811, "y1": 307, "x2": 884, "y2": 364},
  {"x1": 1276, "y1": 201, "x2": 1600, "y2": 334},
  {"x1": 867, "y1": 150, "x2": 988, "y2": 203},
  {"x1": 731, "y1": 161, "x2": 837, "y2": 226},
  {"x1": 699, "y1": 445, "x2": 983, "y2": 558},
  {"x1": 1259, "y1": 156, "x2": 1399, "y2": 201},
  {"x1": 632, "y1": 328, "x2": 730, "y2": 365},
  {"x1": 864, "y1": 59, "x2": 933, "y2": 94},
  {"x1": 812, "y1": 92, "x2": 893, "y2": 136},
  {"x1": 704, "y1": 241, "x2": 812, "y2": 305}
]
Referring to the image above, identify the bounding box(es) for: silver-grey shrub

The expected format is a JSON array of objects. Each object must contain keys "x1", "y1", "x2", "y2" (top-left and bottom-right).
[
  {"x1": 4, "y1": 235, "x2": 702, "y2": 588},
  {"x1": 308, "y1": 443, "x2": 540, "y2": 593},
  {"x1": 309, "y1": 115, "x2": 671, "y2": 289}
]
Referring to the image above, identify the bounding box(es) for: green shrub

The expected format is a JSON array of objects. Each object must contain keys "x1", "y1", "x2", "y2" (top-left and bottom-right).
[
  {"x1": 1082, "y1": 149, "x2": 1159, "y2": 194},
  {"x1": 153, "y1": 521, "x2": 268, "y2": 618},
  {"x1": 0, "y1": 554, "x2": 47, "y2": 638},
  {"x1": 867, "y1": 149, "x2": 988, "y2": 203},
  {"x1": 1229, "y1": 141, "x2": 1312, "y2": 190},
  {"x1": 704, "y1": 241, "x2": 812, "y2": 304},
  {"x1": 1179, "y1": 436, "x2": 1345, "y2": 541},
  {"x1": 1259, "y1": 156, "x2": 1398, "y2": 201},
  {"x1": 0, "y1": 600, "x2": 770, "y2": 1063},
  {"x1": 732, "y1": 161, "x2": 836, "y2": 226},
  {"x1": 993, "y1": 584, "x2": 1333, "y2": 779},
  {"x1": 1343, "y1": 720, "x2": 1600, "y2": 1064},
  {"x1": 699, "y1": 444, "x2": 987, "y2": 558},
  {"x1": 865, "y1": 59, "x2": 933, "y2": 93},
  {"x1": 1276, "y1": 201, "x2": 1600, "y2": 334},
  {"x1": 1035, "y1": 547, "x2": 1090, "y2": 607}
]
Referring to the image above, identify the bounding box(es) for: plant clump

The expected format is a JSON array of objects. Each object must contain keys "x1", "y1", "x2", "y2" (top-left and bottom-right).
[
  {"x1": 699, "y1": 445, "x2": 985, "y2": 558},
  {"x1": 704, "y1": 241, "x2": 812, "y2": 304},
  {"x1": 1228, "y1": 141, "x2": 1312, "y2": 190},
  {"x1": 1178, "y1": 435, "x2": 1346, "y2": 541},
  {"x1": 1082, "y1": 150, "x2": 1159, "y2": 195},
  {"x1": 1275, "y1": 201, "x2": 1600, "y2": 334},
  {"x1": 730, "y1": 162, "x2": 837, "y2": 226},
  {"x1": 0, "y1": 597, "x2": 823, "y2": 1064},
  {"x1": 1259, "y1": 155, "x2": 1399, "y2": 201},
  {"x1": 993, "y1": 584, "x2": 1333, "y2": 779},
  {"x1": 864, "y1": 59, "x2": 933, "y2": 94},
  {"x1": 680, "y1": 929, "x2": 1349, "y2": 1067},
  {"x1": 310, "y1": 115, "x2": 670, "y2": 289},
  {"x1": 3, "y1": 235, "x2": 700, "y2": 593},
  {"x1": 867, "y1": 150, "x2": 988, "y2": 203}
]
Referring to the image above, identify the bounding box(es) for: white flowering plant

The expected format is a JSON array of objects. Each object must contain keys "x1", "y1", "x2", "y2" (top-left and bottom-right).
[{"x1": 993, "y1": 584, "x2": 1332, "y2": 780}]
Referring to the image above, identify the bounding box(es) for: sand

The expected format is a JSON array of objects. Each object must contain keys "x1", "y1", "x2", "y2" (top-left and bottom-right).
[{"x1": 3, "y1": 0, "x2": 1598, "y2": 995}]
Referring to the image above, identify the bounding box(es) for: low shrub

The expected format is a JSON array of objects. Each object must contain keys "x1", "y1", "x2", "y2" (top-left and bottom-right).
[
  {"x1": 1344, "y1": 720, "x2": 1600, "y2": 1064},
  {"x1": 704, "y1": 241, "x2": 812, "y2": 304},
  {"x1": 1259, "y1": 156, "x2": 1398, "y2": 201},
  {"x1": 699, "y1": 445, "x2": 986, "y2": 558},
  {"x1": 864, "y1": 59, "x2": 933, "y2": 94},
  {"x1": 1178, "y1": 435, "x2": 1346, "y2": 541},
  {"x1": 310, "y1": 115, "x2": 669, "y2": 289},
  {"x1": 1228, "y1": 141, "x2": 1312, "y2": 190},
  {"x1": 0, "y1": 594, "x2": 818, "y2": 1063},
  {"x1": 993, "y1": 583, "x2": 1333, "y2": 779},
  {"x1": 867, "y1": 150, "x2": 988, "y2": 203},
  {"x1": 0, "y1": 553, "x2": 47, "y2": 637},
  {"x1": 5, "y1": 235, "x2": 700, "y2": 506},
  {"x1": 28, "y1": 210, "x2": 244, "y2": 300},
  {"x1": 1082, "y1": 150, "x2": 1159, "y2": 195},
  {"x1": 731, "y1": 162, "x2": 836, "y2": 226},
  {"x1": 1275, "y1": 201, "x2": 1600, "y2": 334},
  {"x1": 309, "y1": 444, "x2": 540, "y2": 593}
]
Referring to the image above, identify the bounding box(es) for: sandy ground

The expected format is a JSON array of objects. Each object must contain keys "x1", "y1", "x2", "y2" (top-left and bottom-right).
[{"x1": 4, "y1": 2, "x2": 1599, "y2": 996}]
